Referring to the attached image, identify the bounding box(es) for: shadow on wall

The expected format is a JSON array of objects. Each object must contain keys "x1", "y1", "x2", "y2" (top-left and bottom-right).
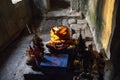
[
  {"x1": 110, "y1": 1, "x2": 120, "y2": 79},
  {"x1": 50, "y1": 0, "x2": 70, "y2": 11},
  {"x1": 95, "y1": 0, "x2": 105, "y2": 42},
  {"x1": 0, "y1": 0, "x2": 32, "y2": 51},
  {"x1": 28, "y1": 0, "x2": 43, "y2": 31}
]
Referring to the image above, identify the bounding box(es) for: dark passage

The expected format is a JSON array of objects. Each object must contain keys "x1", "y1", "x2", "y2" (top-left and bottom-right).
[{"x1": 50, "y1": 0, "x2": 70, "y2": 10}]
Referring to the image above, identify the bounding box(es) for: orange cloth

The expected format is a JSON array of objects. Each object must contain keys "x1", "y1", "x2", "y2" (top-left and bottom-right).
[{"x1": 50, "y1": 26, "x2": 71, "y2": 44}]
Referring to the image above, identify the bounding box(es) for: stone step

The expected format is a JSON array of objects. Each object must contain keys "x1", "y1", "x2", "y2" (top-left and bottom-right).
[{"x1": 44, "y1": 16, "x2": 82, "y2": 20}]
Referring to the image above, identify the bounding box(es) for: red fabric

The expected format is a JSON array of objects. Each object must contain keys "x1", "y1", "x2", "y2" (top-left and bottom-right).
[
  {"x1": 33, "y1": 45, "x2": 40, "y2": 57},
  {"x1": 88, "y1": 43, "x2": 93, "y2": 49}
]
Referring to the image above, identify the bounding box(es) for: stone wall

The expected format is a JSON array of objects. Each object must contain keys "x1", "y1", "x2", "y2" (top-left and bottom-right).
[
  {"x1": 86, "y1": 0, "x2": 105, "y2": 52},
  {"x1": 70, "y1": 0, "x2": 116, "y2": 58},
  {"x1": 0, "y1": 0, "x2": 31, "y2": 51},
  {"x1": 85, "y1": 0, "x2": 116, "y2": 59},
  {"x1": 32, "y1": 0, "x2": 49, "y2": 14},
  {"x1": 76, "y1": 0, "x2": 120, "y2": 79},
  {"x1": 0, "y1": 0, "x2": 51, "y2": 51},
  {"x1": 71, "y1": 0, "x2": 88, "y2": 12}
]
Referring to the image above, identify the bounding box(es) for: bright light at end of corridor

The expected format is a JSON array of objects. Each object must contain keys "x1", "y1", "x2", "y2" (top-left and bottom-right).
[{"x1": 11, "y1": 0, "x2": 22, "y2": 4}]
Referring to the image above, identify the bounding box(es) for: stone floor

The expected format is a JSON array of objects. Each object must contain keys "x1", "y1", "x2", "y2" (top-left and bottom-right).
[{"x1": 0, "y1": 8, "x2": 95, "y2": 80}]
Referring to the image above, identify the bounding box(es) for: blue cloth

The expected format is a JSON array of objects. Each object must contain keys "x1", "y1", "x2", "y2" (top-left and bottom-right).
[{"x1": 40, "y1": 54, "x2": 68, "y2": 68}]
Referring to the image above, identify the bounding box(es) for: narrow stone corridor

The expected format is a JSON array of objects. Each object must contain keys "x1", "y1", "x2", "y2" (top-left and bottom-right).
[
  {"x1": 0, "y1": 7, "x2": 95, "y2": 80},
  {"x1": 0, "y1": 0, "x2": 119, "y2": 80}
]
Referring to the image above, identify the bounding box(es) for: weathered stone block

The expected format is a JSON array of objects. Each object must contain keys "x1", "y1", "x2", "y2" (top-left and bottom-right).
[
  {"x1": 70, "y1": 24, "x2": 80, "y2": 30},
  {"x1": 62, "y1": 19, "x2": 69, "y2": 26},
  {"x1": 70, "y1": 23, "x2": 88, "y2": 31},
  {"x1": 84, "y1": 26, "x2": 92, "y2": 37},
  {"x1": 77, "y1": 19, "x2": 88, "y2": 24},
  {"x1": 68, "y1": 18, "x2": 76, "y2": 24}
]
